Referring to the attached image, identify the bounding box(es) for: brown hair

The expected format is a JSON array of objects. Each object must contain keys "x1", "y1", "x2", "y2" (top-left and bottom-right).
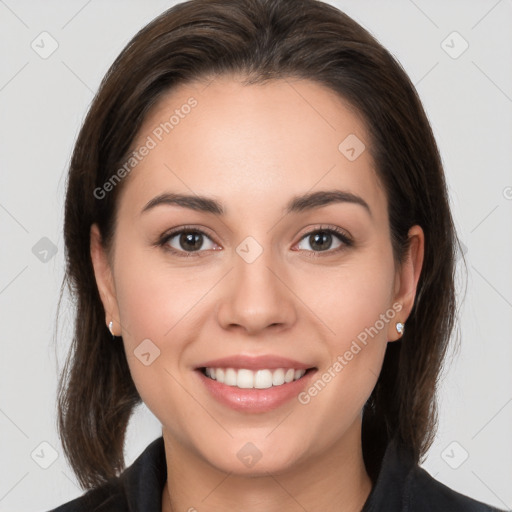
[{"x1": 58, "y1": 0, "x2": 457, "y2": 489}]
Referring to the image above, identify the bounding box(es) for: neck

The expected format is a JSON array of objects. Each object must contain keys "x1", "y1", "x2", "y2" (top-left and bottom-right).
[{"x1": 161, "y1": 419, "x2": 372, "y2": 512}]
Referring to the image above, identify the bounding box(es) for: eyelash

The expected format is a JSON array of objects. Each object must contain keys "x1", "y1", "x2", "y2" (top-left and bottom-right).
[{"x1": 156, "y1": 224, "x2": 353, "y2": 258}]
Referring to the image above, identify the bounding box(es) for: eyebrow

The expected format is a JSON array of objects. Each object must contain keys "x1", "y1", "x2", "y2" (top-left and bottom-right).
[{"x1": 141, "y1": 190, "x2": 371, "y2": 216}]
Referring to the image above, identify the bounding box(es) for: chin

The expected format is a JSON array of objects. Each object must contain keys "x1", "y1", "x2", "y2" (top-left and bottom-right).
[{"x1": 198, "y1": 436, "x2": 308, "y2": 477}]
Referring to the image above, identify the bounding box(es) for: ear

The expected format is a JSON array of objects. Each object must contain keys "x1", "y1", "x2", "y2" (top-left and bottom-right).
[
  {"x1": 90, "y1": 223, "x2": 121, "y2": 336},
  {"x1": 388, "y1": 225, "x2": 424, "y2": 342}
]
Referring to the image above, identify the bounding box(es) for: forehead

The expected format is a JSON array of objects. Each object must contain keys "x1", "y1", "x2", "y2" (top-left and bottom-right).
[{"x1": 120, "y1": 76, "x2": 386, "y2": 218}]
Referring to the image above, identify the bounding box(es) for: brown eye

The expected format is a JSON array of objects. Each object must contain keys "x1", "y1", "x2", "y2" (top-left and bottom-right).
[
  {"x1": 308, "y1": 231, "x2": 335, "y2": 251},
  {"x1": 296, "y1": 228, "x2": 352, "y2": 253},
  {"x1": 178, "y1": 232, "x2": 204, "y2": 251},
  {"x1": 163, "y1": 229, "x2": 218, "y2": 253}
]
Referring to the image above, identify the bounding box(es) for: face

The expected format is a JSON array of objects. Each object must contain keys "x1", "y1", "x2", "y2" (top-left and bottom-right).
[{"x1": 91, "y1": 76, "x2": 423, "y2": 476}]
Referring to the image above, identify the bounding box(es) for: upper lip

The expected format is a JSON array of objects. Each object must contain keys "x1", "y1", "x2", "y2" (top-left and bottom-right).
[{"x1": 196, "y1": 355, "x2": 315, "y2": 371}]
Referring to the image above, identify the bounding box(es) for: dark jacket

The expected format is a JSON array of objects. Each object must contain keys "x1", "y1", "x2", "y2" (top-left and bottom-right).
[{"x1": 49, "y1": 436, "x2": 506, "y2": 511}]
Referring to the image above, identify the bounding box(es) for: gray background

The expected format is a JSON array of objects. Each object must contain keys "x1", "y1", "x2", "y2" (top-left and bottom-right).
[{"x1": 1, "y1": 1, "x2": 511, "y2": 510}]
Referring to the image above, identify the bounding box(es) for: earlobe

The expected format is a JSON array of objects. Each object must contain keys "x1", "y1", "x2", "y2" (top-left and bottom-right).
[
  {"x1": 388, "y1": 225, "x2": 425, "y2": 341},
  {"x1": 90, "y1": 224, "x2": 121, "y2": 335}
]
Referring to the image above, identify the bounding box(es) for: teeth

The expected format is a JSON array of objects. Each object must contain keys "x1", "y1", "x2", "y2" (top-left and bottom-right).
[
  {"x1": 225, "y1": 368, "x2": 237, "y2": 386},
  {"x1": 254, "y1": 369, "x2": 272, "y2": 389},
  {"x1": 272, "y1": 369, "x2": 285, "y2": 386},
  {"x1": 203, "y1": 367, "x2": 307, "y2": 389}
]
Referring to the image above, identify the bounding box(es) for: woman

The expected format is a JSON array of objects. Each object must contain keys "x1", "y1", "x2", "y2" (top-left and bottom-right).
[{"x1": 50, "y1": 0, "x2": 505, "y2": 510}]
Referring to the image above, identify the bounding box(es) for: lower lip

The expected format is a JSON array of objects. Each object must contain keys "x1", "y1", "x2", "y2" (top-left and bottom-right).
[{"x1": 196, "y1": 369, "x2": 317, "y2": 413}]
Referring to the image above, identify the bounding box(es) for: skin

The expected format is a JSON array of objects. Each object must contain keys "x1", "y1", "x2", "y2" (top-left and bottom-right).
[{"x1": 90, "y1": 76, "x2": 424, "y2": 512}]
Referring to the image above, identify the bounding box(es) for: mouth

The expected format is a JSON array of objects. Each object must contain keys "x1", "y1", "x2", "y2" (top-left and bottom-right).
[
  {"x1": 193, "y1": 354, "x2": 318, "y2": 412},
  {"x1": 199, "y1": 366, "x2": 316, "y2": 390}
]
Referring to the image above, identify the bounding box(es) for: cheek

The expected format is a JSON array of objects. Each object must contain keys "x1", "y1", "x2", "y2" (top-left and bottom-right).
[
  {"x1": 111, "y1": 248, "x2": 208, "y2": 402},
  {"x1": 295, "y1": 252, "x2": 396, "y2": 344},
  {"x1": 293, "y1": 250, "x2": 396, "y2": 410},
  {"x1": 113, "y1": 247, "x2": 210, "y2": 343}
]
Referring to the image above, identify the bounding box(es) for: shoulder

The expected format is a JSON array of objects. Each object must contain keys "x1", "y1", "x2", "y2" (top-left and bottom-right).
[
  {"x1": 362, "y1": 437, "x2": 507, "y2": 512},
  {"x1": 405, "y1": 465, "x2": 506, "y2": 512},
  {"x1": 47, "y1": 437, "x2": 166, "y2": 512}
]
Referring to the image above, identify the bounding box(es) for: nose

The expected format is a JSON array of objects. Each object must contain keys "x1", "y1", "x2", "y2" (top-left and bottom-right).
[{"x1": 216, "y1": 246, "x2": 298, "y2": 336}]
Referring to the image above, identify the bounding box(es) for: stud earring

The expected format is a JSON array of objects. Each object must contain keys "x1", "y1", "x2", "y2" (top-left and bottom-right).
[
  {"x1": 108, "y1": 321, "x2": 115, "y2": 338},
  {"x1": 396, "y1": 322, "x2": 404, "y2": 336}
]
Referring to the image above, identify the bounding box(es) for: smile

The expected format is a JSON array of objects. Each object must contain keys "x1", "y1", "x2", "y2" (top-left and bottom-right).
[
  {"x1": 201, "y1": 367, "x2": 308, "y2": 389},
  {"x1": 196, "y1": 365, "x2": 317, "y2": 413}
]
